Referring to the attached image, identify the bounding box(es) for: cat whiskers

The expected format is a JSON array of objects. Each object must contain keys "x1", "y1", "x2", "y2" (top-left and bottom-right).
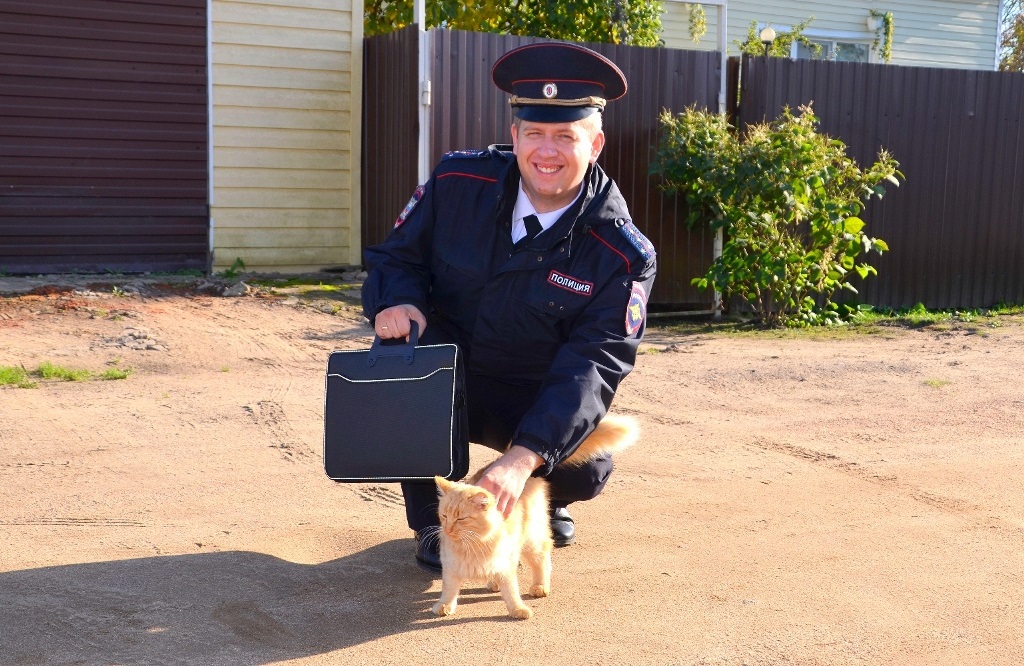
[
  {"x1": 459, "y1": 530, "x2": 488, "y2": 558},
  {"x1": 418, "y1": 525, "x2": 442, "y2": 550}
]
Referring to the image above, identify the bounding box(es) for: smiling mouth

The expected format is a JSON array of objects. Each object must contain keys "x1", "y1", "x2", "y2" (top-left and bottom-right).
[{"x1": 536, "y1": 164, "x2": 561, "y2": 174}]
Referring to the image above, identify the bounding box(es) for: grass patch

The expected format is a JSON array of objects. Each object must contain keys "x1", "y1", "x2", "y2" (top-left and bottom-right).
[
  {"x1": 650, "y1": 317, "x2": 890, "y2": 340},
  {"x1": 0, "y1": 366, "x2": 37, "y2": 388},
  {"x1": 649, "y1": 302, "x2": 1024, "y2": 339},
  {"x1": 36, "y1": 361, "x2": 92, "y2": 382},
  {"x1": 246, "y1": 276, "x2": 359, "y2": 291},
  {"x1": 851, "y1": 302, "x2": 1024, "y2": 330},
  {"x1": 300, "y1": 284, "x2": 342, "y2": 294},
  {"x1": 98, "y1": 367, "x2": 132, "y2": 380},
  {"x1": 1, "y1": 362, "x2": 133, "y2": 387},
  {"x1": 923, "y1": 378, "x2": 952, "y2": 389}
]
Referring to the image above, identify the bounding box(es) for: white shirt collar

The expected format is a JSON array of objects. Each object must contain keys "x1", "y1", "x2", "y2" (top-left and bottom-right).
[{"x1": 511, "y1": 182, "x2": 584, "y2": 243}]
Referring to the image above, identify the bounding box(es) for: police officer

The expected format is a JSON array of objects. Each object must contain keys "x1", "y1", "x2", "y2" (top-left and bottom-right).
[{"x1": 362, "y1": 42, "x2": 656, "y2": 573}]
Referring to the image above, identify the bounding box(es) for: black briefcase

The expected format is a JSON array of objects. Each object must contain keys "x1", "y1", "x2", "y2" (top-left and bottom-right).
[{"x1": 323, "y1": 322, "x2": 469, "y2": 482}]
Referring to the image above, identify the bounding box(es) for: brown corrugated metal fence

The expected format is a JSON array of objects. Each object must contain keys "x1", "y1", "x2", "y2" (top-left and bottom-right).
[
  {"x1": 0, "y1": 0, "x2": 209, "y2": 274},
  {"x1": 361, "y1": 25, "x2": 420, "y2": 252},
  {"x1": 364, "y1": 29, "x2": 723, "y2": 307},
  {"x1": 739, "y1": 55, "x2": 1024, "y2": 310}
]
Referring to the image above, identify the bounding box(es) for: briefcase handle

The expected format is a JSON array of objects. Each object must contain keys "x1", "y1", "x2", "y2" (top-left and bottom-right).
[{"x1": 367, "y1": 320, "x2": 419, "y2": 366}]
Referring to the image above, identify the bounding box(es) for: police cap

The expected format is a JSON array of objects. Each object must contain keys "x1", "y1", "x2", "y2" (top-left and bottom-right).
[{"x1": 491, "y1": 42, "x2": 627, "y2": 123}]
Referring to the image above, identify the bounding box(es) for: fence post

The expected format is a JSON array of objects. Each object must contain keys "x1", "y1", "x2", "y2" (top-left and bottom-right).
[{"x1": 414, "y1": 3, "x2": 432, "y2": 185}]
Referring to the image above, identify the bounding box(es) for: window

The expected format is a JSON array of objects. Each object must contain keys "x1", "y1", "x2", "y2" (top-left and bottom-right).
[
  {"x1": 796, "y1": 38, "x2": 871, "y2": 62},
  {"x1": 756, "y1": 23, "x2": 877, "y2": 63}
]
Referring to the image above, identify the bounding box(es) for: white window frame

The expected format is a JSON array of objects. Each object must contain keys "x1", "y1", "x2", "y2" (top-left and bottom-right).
[
  {"x1": 760, "y1": 23, "x2": 878, "y2": 64},
  {"x1": 796, "y1": 30, "x2": 876, "y2": 63}
]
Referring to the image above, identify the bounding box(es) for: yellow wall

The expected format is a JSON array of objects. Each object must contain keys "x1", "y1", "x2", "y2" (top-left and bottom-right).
[{"x1": 211, "y1": 0, "x2": 362, "y2": 272}]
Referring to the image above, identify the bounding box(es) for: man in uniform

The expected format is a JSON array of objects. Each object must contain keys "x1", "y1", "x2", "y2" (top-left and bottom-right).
[{"x1": 362, "y1": 42, "x2": 656, "y2": 573}]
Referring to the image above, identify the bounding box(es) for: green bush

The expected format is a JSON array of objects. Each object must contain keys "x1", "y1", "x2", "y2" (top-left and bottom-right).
[
  {"x1": 652, "y1": 104, "x2": 903, "y2": 327},
  {"x1": 737, "y1": 17, "x2": 822, "y2": 58}
]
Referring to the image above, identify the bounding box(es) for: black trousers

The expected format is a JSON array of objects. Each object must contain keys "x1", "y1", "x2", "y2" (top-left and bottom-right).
[{"x1": 402, "y1": 325, "x2": 614, "y2": 532}]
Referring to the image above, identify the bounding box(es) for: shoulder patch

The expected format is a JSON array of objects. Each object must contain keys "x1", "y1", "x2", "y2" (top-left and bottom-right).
[
  {"x1": 625, "y1": 281, "x2": 647, "y2": 337},
  {"x1": 441, "y1": 149, "x2": 487, "y2": 161},
  {"x1": 394, "y1": 185, "x2": 425, "y2": 229},
  {"x1": 618, "y1": 221, "x2": 655, "y2": 262}
]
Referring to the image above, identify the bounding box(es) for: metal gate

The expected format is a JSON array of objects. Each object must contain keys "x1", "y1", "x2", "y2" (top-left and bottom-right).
[{"x1": 0, "y1": 0, "x2": 209, "y2": 274}]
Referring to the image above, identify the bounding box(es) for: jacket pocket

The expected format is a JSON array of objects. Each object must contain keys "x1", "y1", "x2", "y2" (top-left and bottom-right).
[{"x1": 512, "y1": 274, "x2": 592, "y2": 321}]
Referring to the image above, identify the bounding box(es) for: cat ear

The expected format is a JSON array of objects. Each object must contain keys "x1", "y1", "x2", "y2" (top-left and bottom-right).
[
  {"x1": 435, "y1": 476, "x2": 454, "y2": 494},
  {"x1": 471, "y1": 491, "x2": 493, "y2": 510}
]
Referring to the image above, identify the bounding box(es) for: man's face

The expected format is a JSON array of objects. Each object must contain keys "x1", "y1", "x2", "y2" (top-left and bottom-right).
[{"x1": 511, "y1": 118, "x2": 605, "y2": 213}]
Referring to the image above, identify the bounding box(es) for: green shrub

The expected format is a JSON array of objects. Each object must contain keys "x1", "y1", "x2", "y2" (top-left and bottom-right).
[
  {"x1": 652, "y1": 104, "x2": 903, "y2": 327},
  {"x1": 737, "y1": 17, "x2": 822, "y2": 58}
]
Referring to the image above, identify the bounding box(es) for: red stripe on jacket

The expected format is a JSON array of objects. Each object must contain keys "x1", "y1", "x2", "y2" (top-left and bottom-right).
[
  {"x1": 588, "y1": 228, "x2": 631, "y2": 273},
  {"x1": 437, "y1": 172, "x2": 499, "y2": 183}
]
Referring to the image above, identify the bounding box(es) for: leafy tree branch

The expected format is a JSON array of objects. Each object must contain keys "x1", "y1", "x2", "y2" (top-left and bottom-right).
[{"x1": 365, "y1": 0, "x2": 665, "y2": 46}]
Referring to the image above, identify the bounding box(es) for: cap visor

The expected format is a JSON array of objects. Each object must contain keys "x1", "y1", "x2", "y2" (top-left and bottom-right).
[{"x1": 514, "y1": 105, "x2": 600, "y2": 123}]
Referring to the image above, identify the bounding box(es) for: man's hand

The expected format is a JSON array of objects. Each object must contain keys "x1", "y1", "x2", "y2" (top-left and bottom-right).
[
  {"x1": 374, "y1": 304, "x2": 427, "y2": 341},
  {"x1": 476, "y1": 445, "x2": 544, "y2": 519}
]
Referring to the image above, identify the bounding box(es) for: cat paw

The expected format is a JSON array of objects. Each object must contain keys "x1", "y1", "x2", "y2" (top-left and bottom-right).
[
  {"x1": 487, "y1": 579, "x2": 500, "y2": 593},
  {"x1": 510, "y1": 606, "x2": 533, "y2": 620},
  {"x1": 529, "y1": 584, "x2": 549, "y2": 598},
  {"x1": 432, "y1": 601, "x2": 456, "y2": 617}
]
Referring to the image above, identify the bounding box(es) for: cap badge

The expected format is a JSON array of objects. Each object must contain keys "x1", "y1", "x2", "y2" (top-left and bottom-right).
[{"x1": 542, "y1": 82, "x2": 558, "y2": 99}]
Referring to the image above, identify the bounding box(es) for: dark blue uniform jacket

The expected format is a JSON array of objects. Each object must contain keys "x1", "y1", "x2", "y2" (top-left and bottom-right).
[{"x1": 362, "y1": 145, "x2": 657, "y2": 476}]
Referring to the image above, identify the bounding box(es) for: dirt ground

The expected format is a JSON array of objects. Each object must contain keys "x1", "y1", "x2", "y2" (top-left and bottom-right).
[{"x1": 1, "y1": 276, "x2": 1022, "y2": 666}]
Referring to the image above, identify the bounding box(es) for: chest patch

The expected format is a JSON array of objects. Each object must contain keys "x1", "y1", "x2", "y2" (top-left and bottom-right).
[
  {"x1": 547, "y1": 270, "x2": 593, "y2": 296},
  {"x1": 394, "y1": 185, "x2": 425, "y2": 229}
]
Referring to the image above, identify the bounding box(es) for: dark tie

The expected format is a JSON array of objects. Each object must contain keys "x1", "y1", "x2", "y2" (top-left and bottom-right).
[{"x1": 523, "y1": 214, "x2": 542, "y2": 243}]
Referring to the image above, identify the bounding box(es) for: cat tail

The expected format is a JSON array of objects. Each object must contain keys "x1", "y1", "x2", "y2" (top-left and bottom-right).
[{"x1": 558, "y1": 414, "x2": 639, "y2": 468}]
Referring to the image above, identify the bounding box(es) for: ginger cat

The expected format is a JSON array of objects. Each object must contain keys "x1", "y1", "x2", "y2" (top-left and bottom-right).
[{"x1": 430, "y1": 413, "x2": 639, "y2": 620}]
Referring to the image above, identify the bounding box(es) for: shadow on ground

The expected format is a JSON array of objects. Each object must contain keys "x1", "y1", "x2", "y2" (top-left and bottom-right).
[{"x1": 0, "y1": 540, "x2": 493, "y2": 665}]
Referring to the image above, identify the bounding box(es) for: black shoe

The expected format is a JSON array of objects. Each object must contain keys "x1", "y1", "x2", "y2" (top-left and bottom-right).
[
  {"x1": 414, "y1": 528, "x2": 442, "y2": 574},
  {"x1": 550, "y1": 507, "x2": 576, "y2": 547}
]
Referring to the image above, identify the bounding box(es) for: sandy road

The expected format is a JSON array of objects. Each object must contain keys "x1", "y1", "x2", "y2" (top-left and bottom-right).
[{"x1": 1, "y1": 283, "x2": 1023, "y2": 665}]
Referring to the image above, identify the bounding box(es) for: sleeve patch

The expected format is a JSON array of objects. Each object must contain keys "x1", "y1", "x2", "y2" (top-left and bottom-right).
[
  {"x1": 625, "y1": 281, "x2": 647, "y2": 336},
  {"x1": 618, "y1": 221, "x2": 655, "y2": 262},
  {"x1": 394, "y1": 185, "x2": 425, "y2": 229}
]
